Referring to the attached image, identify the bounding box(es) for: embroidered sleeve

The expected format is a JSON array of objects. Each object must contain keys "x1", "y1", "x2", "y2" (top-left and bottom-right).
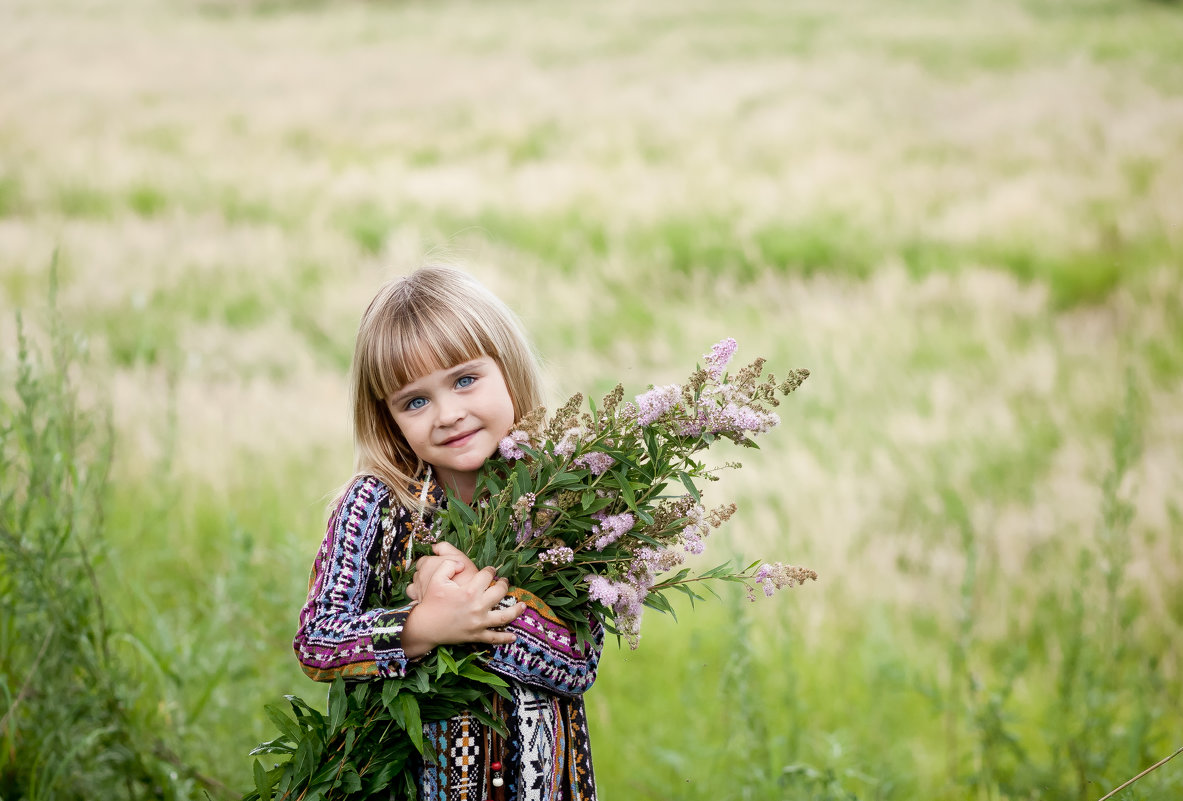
[
  {"x1": 483, "y1": 588, "x2": 604, "y2": 697},
  {"x1": 292, "y1": 476, "x2": 414, "y2": 682}
]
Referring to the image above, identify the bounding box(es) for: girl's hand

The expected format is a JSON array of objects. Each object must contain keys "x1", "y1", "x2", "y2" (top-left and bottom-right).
[
  {"x1": 400, "y1": 564, "x2": 527, "y2": 659},
  {"x1": 407, "y1": 542, "x2": 479, "y2": 602}
]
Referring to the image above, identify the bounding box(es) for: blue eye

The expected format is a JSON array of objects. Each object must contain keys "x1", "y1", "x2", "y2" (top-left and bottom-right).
[
  {"x1": 406, "y1": 397, "x2": 427, "y2": 411},
  {"x1": 456, "y1": 375, "x2": 476, "y2": 389}
]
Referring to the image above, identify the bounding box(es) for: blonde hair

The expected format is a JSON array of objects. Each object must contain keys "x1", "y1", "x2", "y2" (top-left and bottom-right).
[{"x1": 346, "y1": 266, "x2": 544, "y2": 511}]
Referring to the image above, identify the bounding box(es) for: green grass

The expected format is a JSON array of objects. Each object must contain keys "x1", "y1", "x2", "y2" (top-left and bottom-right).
[
  {"x1": 0, "y1": 172, "x2": 23, "y2": 217},
  {"x1": 126, "y1": 182, "x2": 171, "y2": 218},
  {"x1": 55, "y1": 182, "x2": 117, "y2": 219}
]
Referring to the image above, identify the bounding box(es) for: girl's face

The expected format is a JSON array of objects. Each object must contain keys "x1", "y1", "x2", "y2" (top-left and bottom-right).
[{"x1": 385, "y1": 356, "x2": 515, "y2": 502}]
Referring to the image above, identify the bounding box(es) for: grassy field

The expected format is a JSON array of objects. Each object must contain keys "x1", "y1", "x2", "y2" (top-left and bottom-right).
[{"x1": 2, "y1": 0, "x2": 1182, "y2": 798}]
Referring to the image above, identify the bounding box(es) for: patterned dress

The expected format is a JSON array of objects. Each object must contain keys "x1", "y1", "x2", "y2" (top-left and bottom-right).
[{"x1": 294, "y1": 474, "x2": 602, "y2": 801}]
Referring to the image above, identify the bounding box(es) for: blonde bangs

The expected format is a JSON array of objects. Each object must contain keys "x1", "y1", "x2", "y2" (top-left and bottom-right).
[{"x1": 364, "y1": 303, "x2": 491, "y2": 402}]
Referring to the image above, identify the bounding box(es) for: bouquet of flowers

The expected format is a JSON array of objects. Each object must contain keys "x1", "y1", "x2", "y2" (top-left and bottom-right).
[{"x1": 246, "y1": 339, "x2": 816, "y2": 801}]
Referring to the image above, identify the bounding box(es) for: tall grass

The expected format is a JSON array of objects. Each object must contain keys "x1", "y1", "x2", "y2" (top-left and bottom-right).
[
  {"x1": 589, "y1": 377, "x2": 1181, "y2": 801},
  {"x1": 0, "y1": 282, "x2": 224, "y2": 800}
]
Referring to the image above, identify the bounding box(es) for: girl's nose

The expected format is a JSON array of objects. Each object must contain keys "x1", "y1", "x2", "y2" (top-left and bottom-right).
[{"x1": 434, "y1": 395, "x2": 465, "y2": 425}]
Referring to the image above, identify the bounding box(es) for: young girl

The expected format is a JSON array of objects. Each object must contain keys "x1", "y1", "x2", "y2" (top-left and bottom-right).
[{"x1": 293, "y1": 266, "x2": 602, "y2": 801}]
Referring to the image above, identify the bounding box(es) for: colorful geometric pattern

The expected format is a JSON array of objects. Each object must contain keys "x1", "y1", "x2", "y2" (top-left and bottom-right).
[{"x1": 293, "y1": 474, "x2": 602, "y2": 800}]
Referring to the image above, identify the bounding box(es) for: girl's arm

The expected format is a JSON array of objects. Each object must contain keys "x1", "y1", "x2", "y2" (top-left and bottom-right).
[
  {"x1": 292, "y1": 477, "x2": 414, "y2": 682},
  {"x1": 483, "y1": 591, "x2": 604, "y2": 697},
  {"x1": 413, "y1": 544, "x2": 604, "y2": 696}
]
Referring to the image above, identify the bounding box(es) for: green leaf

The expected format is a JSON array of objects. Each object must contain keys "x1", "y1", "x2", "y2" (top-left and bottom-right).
[
  {"x1": 643, "y1": 590, "x2": 678, "y2": 619},
  {"x1": 351, "y1": 681, "x2": 371, "y2": 706},
  {"x1": 678, "y1": 470, "x2": 701, "y2": 502},
  {"x1": 382, "y1": 679, "x2": 403, "y2": 709},
  {"x1": 264, "y1": 704, "x2": 301, "y2": 744},
  {"x1": 454, "y1": 496, "x2": 477, "y2": 524},
  {"x1": 339, "y1": 764, "x2": 363, "y2": 793},
  {"x1": 644, "y1": 430, "x2": 660, "y2": 468},
  {"x1": 398, "y1": 694, "x2": 425, "y2": 754},
  {"x1": 459, "y1": 662, "x2": 510, "y2": 688},
  {"x1": 411, "y1": 665, "x2": 431, "y2": 695},
  {"x1": 470, "y1": 705, "x2": 511, "y2": 739},
  {"x1": 673, "y1": 582, "x2": 706, "y2": 604},
  {"x1": 361, "y1": 754, "x2": 404, "y2": 795},
  {"x1": 327, "y1": 678, "x2": 347, "y2": 733},
  {"x1": 253, "y1": 759, "x2": 274, "y2": 801},
  {"x1": 514, "y1": 459, "x2": 531, "y2": 491}
]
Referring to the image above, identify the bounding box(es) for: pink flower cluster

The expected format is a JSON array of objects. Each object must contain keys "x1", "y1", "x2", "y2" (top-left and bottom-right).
[
  {"x1": 498, "y1": 430, "x2": 531, "y2": 460},
  {"x1": 553, "y1": 428, "x2": 581, "y2": 457},
  {"x1": 753, "y1": 562, "x2": 818, "y2": 597},
  {"x1": 584, "y1": 545, "x2": 686, "y2": 647},
  {"x1": 539, "y1": 547, "x2": 575, "y2": 565},
  {"x1": 585, "y1": 574, "x2": 646, "y2": 646},
  {"x1": 591, "y1": 511, "x2": 636, "y2": 550},
  {"x1": 704, "y1": 337, "x2": 738, "y2": 380},
  {"x1": 635, "y1": 384, "x2": 681, "y2": 426},
  {"x1": 678, "y1": 503, "x2": 709, "y2": 554},
  {"x1": 573, "y1": 451, "x2": 616, "y2": 475}
]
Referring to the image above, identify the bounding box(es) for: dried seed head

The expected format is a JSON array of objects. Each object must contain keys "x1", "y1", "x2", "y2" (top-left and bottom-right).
[
  {"x1": 599, "y1": 384, "x2": 624, "y2": 421},
  {"x1": 517, "y1": 406, "x2": 548, "y2": 443},
  {"x1": 547, "y1": 393, "x2": 585, "y2": 441},
  {"x1": 707, "y1": 503, "x2": 738, "y2": 528},
  {"x1": 779, "y1": 368, "x2": 810, "y2": 396},
  {"x1": 554, "y1": 490, "x2": 583, "y2": 510}
]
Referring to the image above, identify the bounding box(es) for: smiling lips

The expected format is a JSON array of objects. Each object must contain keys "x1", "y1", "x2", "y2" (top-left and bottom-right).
[{"x1": 440, "y1": 429, "x2": 481, "y2": 447}]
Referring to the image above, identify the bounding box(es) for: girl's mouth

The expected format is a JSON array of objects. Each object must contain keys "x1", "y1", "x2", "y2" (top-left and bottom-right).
[{"x1": 441, "y1": 429, "x2": 480, "y2": 447}]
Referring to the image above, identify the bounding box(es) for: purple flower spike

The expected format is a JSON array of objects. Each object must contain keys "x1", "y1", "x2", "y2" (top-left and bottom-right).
[
  {"x1": 574, "y1": 451, "x2": 616, "y2": 475},
  {"x1": 635, "y1": 384, "x2": 681, "y2": 426},
  {"x1": 591, "y1": 512, "x2": 636, "y2": 550},
  {"x1": 704, "y1": 337, "x2": 738, "y2": 380},
  {"x1": 585, "y1": 575, "x2": 620, "y2": 607},
  {"x1": 498, "y1": 429, "x2": 530, "y2": 460}
]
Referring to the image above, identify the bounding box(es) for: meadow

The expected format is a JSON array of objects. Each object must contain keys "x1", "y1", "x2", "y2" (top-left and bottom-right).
[{"x1": 2, "y1": 0, "x2": 1182, "y2": 798}]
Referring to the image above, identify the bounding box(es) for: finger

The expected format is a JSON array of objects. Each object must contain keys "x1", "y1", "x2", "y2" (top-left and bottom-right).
[
  {"x1": 478, "y1": 628, "x2": 517, "y2": 647},
  {"x1": 426, "y1": 559, "x2": 459, "y2": 585},
  {"x1": 432, "y1": 541, "x2": 465, "y2": 558},
  {"x1": 406, "y1": 583, "x2": 421, "y2": 602},
  {"x1": 481, "y1": 579, "x2": 512, "y2": 608},
  {"x1": 465, "y1": 565, "x2": 499, "y2": 590},
  {"x1": 493, "y1": 602, "x2": 526, "y2": 627},
  {"x1": 413, "y1": 555, "x2": 443, "y2": 584},
  {"x1": 434, "y1": 542, "x2": 480, "y2": 571}
]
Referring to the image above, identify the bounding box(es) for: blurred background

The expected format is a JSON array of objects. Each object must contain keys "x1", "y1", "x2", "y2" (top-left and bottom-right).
[{"x1": 2, "y1": 0, "x2": 1181, "y2": 798}]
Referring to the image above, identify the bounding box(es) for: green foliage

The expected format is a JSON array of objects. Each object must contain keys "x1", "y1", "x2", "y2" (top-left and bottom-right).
[
  {"x1": 54, "y1": 183, "x2": 115, "y2": 219},
  {"x1": 246, "y1": 654, "x2": 509, "y2": 801},
  {"x1": 0, "y1": 172, "x2": 23, "y2": 218},
  {"x1": 126, "y1": 183, "x2": 171, "y2": 218},
  {"x1": 334, "y1": 202, "x2": 396, "y2": 257},
  {"x1": 0, "y1": 277, "x2": 219, "y2": 800}
]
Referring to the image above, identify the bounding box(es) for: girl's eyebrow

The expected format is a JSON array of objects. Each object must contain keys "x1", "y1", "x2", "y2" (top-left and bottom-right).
[
  {"x1": 388, "y1": 360, "x2": 487, "y2": 405},
  {"x1": 447, "y1": 359, "x2": 487, "y2": 377}
]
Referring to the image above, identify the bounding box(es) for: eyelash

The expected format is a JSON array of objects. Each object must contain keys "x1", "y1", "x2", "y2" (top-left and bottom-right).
[{"x1": 401, "y1": 375, "x2": 477, "y2": 411}]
